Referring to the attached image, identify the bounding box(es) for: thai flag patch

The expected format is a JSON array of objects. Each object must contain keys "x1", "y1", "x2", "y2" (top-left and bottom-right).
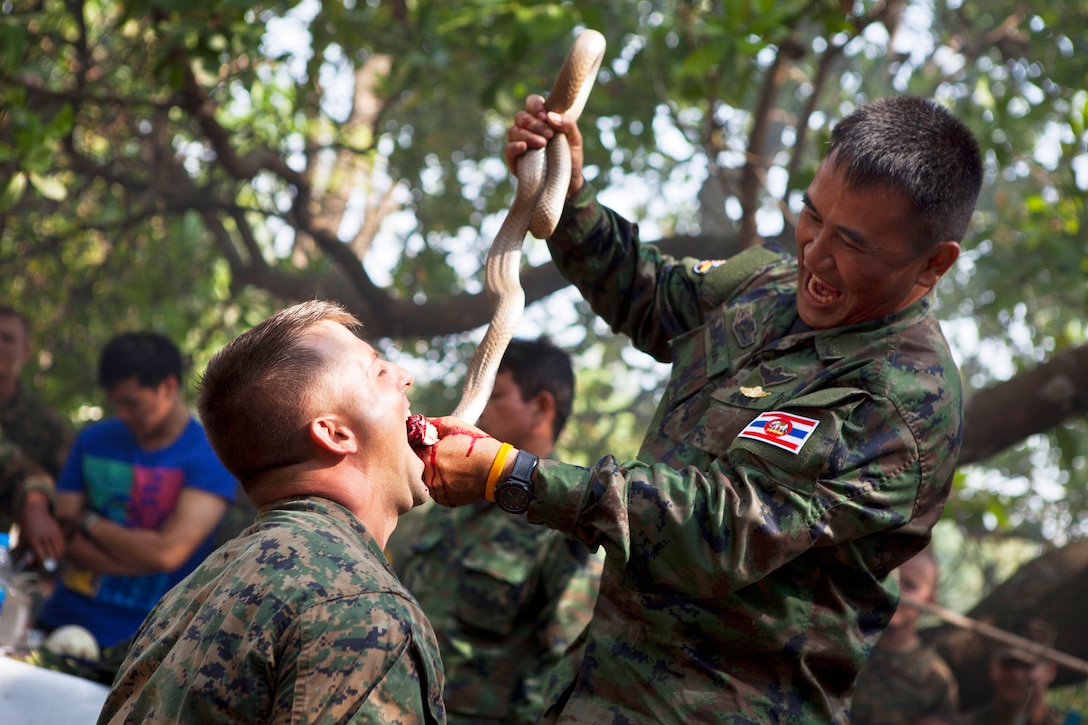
[{"x1": 737, "y1": 411, "x2": 819, "y2": 454}]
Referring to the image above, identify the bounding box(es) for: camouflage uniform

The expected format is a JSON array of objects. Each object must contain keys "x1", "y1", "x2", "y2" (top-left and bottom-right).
[
  {"x1": 98, "y1": 496, "x2": 446, "y2": 725},
  {"x1": 389, "y1": 498, "x2": 602, "y2": 724},
  {"x1": 0, "y1": 429, "x2": 53, "y2": 532},
  {"x1": 522, "y1": 186, "x2": 962, "y2": 724},
  {"x1": 961, "y1": 702, "x2": 1070, "y2": 725},
  {"x1": 848, "y1": 643, "x2": 960, "y2": 725},
  {"x1": 0, "y1": 379, "x2": 73, "y2": 479}
]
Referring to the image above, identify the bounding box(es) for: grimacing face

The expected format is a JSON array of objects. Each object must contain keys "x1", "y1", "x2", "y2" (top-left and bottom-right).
[
  {"x1": 795, "y1": 158, "x2": 959, "y2": 329},
  {"x1": 308, "y1": 321, "x2": 429, "y2": 511}
]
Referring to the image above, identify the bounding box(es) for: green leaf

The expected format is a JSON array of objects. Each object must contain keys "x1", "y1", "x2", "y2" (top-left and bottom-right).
[
  {"x1": 0, "y1": 173, "x2": 27, "y2": 212},
  {"x1": 27, "y1": 172, "x2": 68, "y2": 201}
]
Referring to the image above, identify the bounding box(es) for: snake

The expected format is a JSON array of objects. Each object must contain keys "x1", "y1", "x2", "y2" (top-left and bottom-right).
[{"x1": 450, "y1": 29, "x2": 607, "y2": 425}]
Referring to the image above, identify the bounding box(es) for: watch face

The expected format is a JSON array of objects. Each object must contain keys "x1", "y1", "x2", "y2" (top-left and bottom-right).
[{"x1": 496, "y1": 482, "x2": 532, "y2": 513}]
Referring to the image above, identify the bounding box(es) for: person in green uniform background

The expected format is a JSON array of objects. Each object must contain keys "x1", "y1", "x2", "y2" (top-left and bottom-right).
[
  {"x1": 849, "y1": 546, "x2": 960, "y2": 725},
  {"x1": 388, "y1": 337, "x2": 602, "y2": 724}
]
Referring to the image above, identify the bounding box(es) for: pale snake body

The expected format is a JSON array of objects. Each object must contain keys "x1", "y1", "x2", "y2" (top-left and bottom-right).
[{"x1": 451, "y1": 29, "x2": 606, "y2": 424}]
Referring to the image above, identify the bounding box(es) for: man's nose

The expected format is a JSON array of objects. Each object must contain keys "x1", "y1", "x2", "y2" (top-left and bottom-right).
[{"x1": 805, "y1": 230, "x2": 834, "y2": 269}]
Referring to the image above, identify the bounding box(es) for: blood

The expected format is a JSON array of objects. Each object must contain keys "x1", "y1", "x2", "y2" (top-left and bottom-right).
[{"x1": 419, "y1": 426, "x2": 491, "y2": 506}]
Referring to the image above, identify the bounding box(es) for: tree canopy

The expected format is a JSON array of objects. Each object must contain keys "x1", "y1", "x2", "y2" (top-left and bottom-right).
[{"x1": 2, "y1": 0, "x2": 1087, "y2": 547}]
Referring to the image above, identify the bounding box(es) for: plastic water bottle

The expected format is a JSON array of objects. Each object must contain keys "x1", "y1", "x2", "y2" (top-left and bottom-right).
[
  {"x1": 0, "y1": 531, "x2": 30, "y2": 651},
  {"x1": 0, "y1": 532, "x2": 9, "y2": 610}
]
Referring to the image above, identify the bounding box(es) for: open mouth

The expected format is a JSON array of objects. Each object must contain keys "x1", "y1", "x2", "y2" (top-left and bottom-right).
[
  {"x1": 806, "y1": 273, "x2": 840, "y2": 305},
  {"x1": 406, "y1": 413, "x2": 439, "y2": 447}
]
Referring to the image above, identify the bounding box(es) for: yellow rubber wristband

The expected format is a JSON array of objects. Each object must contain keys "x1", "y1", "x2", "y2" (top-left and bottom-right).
[{"x1": 484, "y1": 442, "x2": 514, "y2": 502}]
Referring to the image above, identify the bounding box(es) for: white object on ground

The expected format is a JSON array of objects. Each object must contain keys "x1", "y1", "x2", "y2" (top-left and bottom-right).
[{"x1": 0, "y1": 654, "x2": 110, "y2": 725}]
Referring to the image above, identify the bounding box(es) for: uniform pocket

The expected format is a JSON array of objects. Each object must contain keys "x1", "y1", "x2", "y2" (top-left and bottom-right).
[
  {"x1": 724, "y1": 386, "x2": 869, "y2": 496},
  {"x1": 453, "y1": 545, "x2": 535, "y2": 637}
]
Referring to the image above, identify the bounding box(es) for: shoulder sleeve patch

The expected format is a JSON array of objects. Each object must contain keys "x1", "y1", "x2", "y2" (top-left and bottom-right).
[{"x1": 682, "y1": 244, "x2": 785, "y2": 305}]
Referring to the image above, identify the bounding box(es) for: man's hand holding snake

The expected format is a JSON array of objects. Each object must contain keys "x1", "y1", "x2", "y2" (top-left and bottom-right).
[
  {"x1": 506, "y1": 94, "x2": 586, "y2": 200},
  {"x1": 416, "y1": 416, "x2": 521, "y2": 509}
]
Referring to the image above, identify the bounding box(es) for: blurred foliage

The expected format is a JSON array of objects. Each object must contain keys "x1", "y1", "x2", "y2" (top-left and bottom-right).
[{"x1": 1, "y1": 0, "x2": 1087, "y2": 545}]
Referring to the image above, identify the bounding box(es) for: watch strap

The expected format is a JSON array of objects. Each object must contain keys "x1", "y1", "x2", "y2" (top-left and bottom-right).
[{"x1": 495, "y1": 450, "x2": 539, "y2": 513}]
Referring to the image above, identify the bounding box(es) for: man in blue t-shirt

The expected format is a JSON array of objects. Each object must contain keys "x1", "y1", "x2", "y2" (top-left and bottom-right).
[{"x1": 36, "y1": 332, "x2": 236, "y2": 654}]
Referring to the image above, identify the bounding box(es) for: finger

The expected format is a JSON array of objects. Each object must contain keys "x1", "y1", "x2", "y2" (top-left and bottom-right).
[
  {"x1": 40, "y1": 531, "x2": 64, "y2": 562},
  {"x1": 525, "y1": 94, "x2": 546, "y2": 115},
  {"x1": 430, "y1": 416, "x2": 486, "y2": 438},
  {"x1": 511, "y1": 112, "x2": 554, "y2": 141}
]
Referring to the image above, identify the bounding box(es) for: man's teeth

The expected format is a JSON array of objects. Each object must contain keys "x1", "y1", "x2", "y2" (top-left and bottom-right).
[{"x1": 807, "y1": 275, "x2": 839, "y2": 304}]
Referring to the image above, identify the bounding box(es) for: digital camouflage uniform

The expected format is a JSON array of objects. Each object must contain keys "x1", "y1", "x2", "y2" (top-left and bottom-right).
[
  {"x1": 389, "y1": 497, "x2": 602, "y2": 724},
  {"x1": 0, "y1": 428, "x2": 53, "y2": 532},
  {"x1": 0, "y1": 379, "x2": 73, "y2": 479},
  {"x1": 99, "y1": 496, "x2": 445, "y2": 725},
  {"x1": 848, "y1": 643, "x2": 959, "y2": 724},
  {"x1": 522, "y1": 185, "x2": 962, "y2": 724}
]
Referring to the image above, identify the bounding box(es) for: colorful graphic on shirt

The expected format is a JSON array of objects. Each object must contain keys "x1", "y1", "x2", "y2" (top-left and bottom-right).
[
  {"x1": 78, "y1": 454, "x2": 186, "y2": 608},
  {"x1": 83, "y1": 454, "x2": 184, "y2": 528},
  {"x1": 737, "y1": 411, "x2": 819, "y2": 453}
]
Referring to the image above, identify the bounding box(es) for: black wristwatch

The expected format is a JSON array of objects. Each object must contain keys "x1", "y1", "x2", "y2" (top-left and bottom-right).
[{"x1": 494, "y1": 450, "x2": 539, "y2": 514}]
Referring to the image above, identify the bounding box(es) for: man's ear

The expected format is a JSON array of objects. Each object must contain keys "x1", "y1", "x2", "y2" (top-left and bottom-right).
[
  {"x1": 158, "y1": 376, "x2": 180, "y2": 398},
  {"x1": 531, "y1": 391, "x2": 557, "y2": 429},
  {"x1": 917, "y1": 240, "x2": 961, "y2": 288},
  {"x1": 309, "y1": 415, "x2": 359, "y2": 456}
]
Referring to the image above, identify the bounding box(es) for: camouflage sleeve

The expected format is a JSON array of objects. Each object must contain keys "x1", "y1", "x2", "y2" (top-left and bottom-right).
[
  {"x1": 546, "y1": 184, "x2": 783, "y2": 362},
  {"x1": 527, "y1": 391, "x2": 926, "y2": 598},
  {"x1": 540, "y1": 539, "x2": 602, "y2": 653},
  {"x1": 270, "y1": 592, "x2": 444, "y2": 725},
  {"x1": 0, "y1": 433, "x2": 53, "y2": 518}
]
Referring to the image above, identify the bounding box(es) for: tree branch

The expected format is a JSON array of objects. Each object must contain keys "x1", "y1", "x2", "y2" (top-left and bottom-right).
[{"x1": 960, "y1": 343, "x2": 1088, "y2": 465}]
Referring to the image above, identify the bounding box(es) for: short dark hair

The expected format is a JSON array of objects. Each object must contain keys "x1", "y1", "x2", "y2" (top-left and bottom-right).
[
  {"x1": 827, "y1": 95, "x2": 983, "y2": 249},
  {"x1": 99, "y1": 332, "x2": 183, "y2": 390},
  {"x1": 196, "y1": 300, "x2": 361, "y2": 483},
  {"x1": 498, "y1": 337, "x2": 575, "y2": 440}
]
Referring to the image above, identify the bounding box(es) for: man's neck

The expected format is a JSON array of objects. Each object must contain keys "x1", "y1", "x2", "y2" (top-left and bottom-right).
[
  {"x1": 136, "y1": 400, "x2": 191, "y2": 450},
  {"x1": 875, "y1": 626, "x2": 920, "y2": 653},
  {"x1": 519, "y1": 429, "x2": 557, "y2": 459}
]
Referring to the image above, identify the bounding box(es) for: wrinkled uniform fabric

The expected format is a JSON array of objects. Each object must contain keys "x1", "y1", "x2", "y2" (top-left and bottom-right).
[
  {"x1": 0, "y1": 379, "x2": 73, "y2": 479},
  {"x1": 848, "y1": 643, "x2": 959, "y2": 724},
  {"x1": 38, "y1": 417, "x2": 236, "y2": 647},
  {"x1": 390, "y1": 498, "x2": 602, "y2": 724},
  {"x1": 98, "y1": 496, "x2": 446, "y2": 725},
  {"x1": 525, "y1": 185, "x2": 963, "y2": 724},
  {"x1": 0, "y1": 428, "x2": 52, "y2": 530}
]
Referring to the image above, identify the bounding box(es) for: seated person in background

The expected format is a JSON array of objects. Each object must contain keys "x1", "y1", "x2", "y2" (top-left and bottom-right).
[
  {"x1": 388, "y1": 337, "x2": 602, "y2": 724},
  {"x1": 849, "y1": 545, "x2": 959, "y2": 725},
  {"x1": 35, "y1": 331, "x2": 235, "y2": 658},
  {"x1": 961, "y1": 618, "x2": 1075, "y2": 725},
  {"x1": 0, "y1": 306, "x2": 73, "y2": 564},
  {"x1": 99, "y1": 300, "x2": 444, "y2": 724}
]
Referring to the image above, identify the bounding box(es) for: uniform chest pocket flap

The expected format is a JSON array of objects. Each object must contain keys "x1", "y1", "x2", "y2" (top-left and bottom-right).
[
  {"x1": 710, "y1": 385, "x2": 869, "y2": 495},
  {"x1": 454, "y1": 544, "x2": 536, "y2": 635}
]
